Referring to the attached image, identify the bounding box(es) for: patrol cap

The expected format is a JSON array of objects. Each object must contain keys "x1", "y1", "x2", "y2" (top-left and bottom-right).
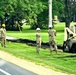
[
  {"x1": 2, "y1": 24, "x2": 5, "y2": 27},
  {"x1": 36, "y1": 28, "x2": 40, "y2": 31}
]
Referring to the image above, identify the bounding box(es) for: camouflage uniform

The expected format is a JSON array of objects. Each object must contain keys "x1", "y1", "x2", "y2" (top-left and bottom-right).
[
  {"x1": 0, "y1": 27, "x2": 6, "y2": 47},
  {"x1": 48, "y1": 28, "x2": 57, "y2": 54},
  {"x1": 36, "y1": 28, "x2": 41, "y2": 53}
]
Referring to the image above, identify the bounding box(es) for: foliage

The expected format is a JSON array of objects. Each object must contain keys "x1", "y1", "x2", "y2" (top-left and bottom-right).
[
  {"x1": 52, "y1": 0, "x2": 65, "y2": 21},
  {"x1": 0, "y1": 0, "x2": 65, "y2": 29},
  {"x1": 0, "y1": 0, "x2": 76, "y2": 29},
  {"x1": 64, "y1": 0, "x2": 76, "y2": 27},
  {"x1": 35, "y1": 1, "x2": 48, "y2": 29},
  {"x1": 24, "y1": 0, "x2": 48, "y2": 29},
  {"x1": 0, "y1": 0, "x2": 14, "y2": 26},
  {"x1": 30, "y1": 0, "x2": 65, "y2": 29}
]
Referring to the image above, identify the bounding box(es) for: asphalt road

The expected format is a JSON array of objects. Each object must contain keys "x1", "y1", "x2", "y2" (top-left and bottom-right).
[{"x1": 0, "y1": 58, "x2": 38, "y2": 75}]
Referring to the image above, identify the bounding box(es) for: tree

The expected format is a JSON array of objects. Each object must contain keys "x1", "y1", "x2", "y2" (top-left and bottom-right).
[
  {"x1": 0, "y1": 0, "x2": 66, "y2": 30},
  {"x1": 35, "y1": 0, "x2": 65, "y2": 29},
  {"x1": 30, "y1": 0, "x2": 48, "y2": 29},
  {"x1": 5, "y1": 0, "x2": 46, "y2": 30},
  {"x1": 64, "y1": 0, "x2": 76, "y2": 27},
  {"x1": 0, "y1": 0, "x2": 14, "y2": 26},
  {"x1": 52, "y1": 0, "x2": 65, "y2": 21},
  {"x1": 6, "y1": 0, "x2": 26, "y2": 30}
]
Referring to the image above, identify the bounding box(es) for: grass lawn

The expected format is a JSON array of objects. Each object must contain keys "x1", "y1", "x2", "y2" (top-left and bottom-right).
[
  {"x1": 0, "y1": 42, "x2": 76, "y2": 74},
  {"x1": 1, "y1": 22, "x2": 76, "y2": 74},
  {"x1": 7, "y1": 22, "x2": 65, "y2": 44}
]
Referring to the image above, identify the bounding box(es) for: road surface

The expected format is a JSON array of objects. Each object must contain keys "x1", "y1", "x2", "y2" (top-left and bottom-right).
[{"x1": 0, "y1": 58, "x2": 37, "y2": 75}]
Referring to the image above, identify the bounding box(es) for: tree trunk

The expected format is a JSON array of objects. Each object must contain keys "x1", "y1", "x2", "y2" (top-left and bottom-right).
[{"x1": 65, "y1": 0, "x2": 71, "y2": 27}]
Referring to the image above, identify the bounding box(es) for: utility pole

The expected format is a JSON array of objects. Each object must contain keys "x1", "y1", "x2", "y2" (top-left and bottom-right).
[{"x1": 48, "y1": 0, "x2": 52, "y2": 27}]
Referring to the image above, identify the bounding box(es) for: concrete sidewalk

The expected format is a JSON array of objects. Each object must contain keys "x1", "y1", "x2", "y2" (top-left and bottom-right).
[{"x1": 0, "y1": 51, "x2": 69, "y2": 75}]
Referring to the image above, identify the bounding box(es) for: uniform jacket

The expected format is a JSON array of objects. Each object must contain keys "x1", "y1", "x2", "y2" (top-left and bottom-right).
[
  {"x1": 48, "y1": 29, "x2": 56, "y2": 40},
  {"x1": 36, "y1": 32, "x2": 41, "y2": 46},
  {"x1": 0, "y1": 28, "x2": 6, "y2": 38}
]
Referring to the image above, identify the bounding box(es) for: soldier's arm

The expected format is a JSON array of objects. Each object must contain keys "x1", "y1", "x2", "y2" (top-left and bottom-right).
[{"x1": 37, "y1": 33, "x2": 40, "y2": 37}]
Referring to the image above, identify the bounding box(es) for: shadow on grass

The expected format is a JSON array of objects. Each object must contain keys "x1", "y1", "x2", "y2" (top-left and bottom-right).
[
  {"x1": 55, "y1": 54, "x2": 76, "y2": 58},
  {"x1": 56, "y1": 30, "x2": 64, "y2": 32}
]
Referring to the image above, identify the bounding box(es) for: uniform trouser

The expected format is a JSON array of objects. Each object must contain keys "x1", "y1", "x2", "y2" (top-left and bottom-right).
[
  {"x1": 36, "y1": 43, "x2": 41, "y2": 53},
  {"x1": 49, "y1": 40, "x2": 57, "y2": 53},
  {"x1": 1, "y1": 37, "x2": 6, "y2": 47}
]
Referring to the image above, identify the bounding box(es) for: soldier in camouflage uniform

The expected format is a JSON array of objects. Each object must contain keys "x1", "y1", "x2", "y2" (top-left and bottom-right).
[
  {"x1": 0, "y1": 24, "x2": 6, "y2": 47},
  {"x1": 48, "y1": 26, "x2": 58, "y2": 54},
  {"x1": 36, "y1": 28, "x2": 41, "y2": 53}
]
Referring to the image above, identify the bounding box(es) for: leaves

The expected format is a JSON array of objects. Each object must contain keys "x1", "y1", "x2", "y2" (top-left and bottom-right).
[{"x1": 0, "y1": 0, "x2": 65, "y2": 29}]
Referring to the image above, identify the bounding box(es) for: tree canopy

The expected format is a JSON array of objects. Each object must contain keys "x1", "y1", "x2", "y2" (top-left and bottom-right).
[{"x1": 0, "y1": 0, "x2": 70, "y2": 30}]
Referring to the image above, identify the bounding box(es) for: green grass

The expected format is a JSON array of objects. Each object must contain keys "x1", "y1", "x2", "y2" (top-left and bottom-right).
[
  {"x1": 1, "y1": 22, "x2": 76, "y2": 74},
  {"x1": 7, "y1": 22, "x2": 65, "y2": 44},
  {"x1": 0, "y1": 42, "x2": 76, "y2": 74}
]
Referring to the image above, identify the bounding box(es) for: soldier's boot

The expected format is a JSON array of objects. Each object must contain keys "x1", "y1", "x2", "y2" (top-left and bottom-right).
[
  {"x1": 2, "y1": 43, "x2": 6, "y2": 48},
  {"x1": 54, "y1": 45, "x2": 58, "y2": 54},
  {"x1": 36, "y1": 47, "x2": 40, "y2": 54},
  {"x1": 4, "y1": 45, "x2": 6, "y2": 48},
  {"x1": 4, "y1": 41, "x2": 6, "y2": 48},
  {"x1": 37, "y1": 50, "x2": 40, "y2": 54},
  {"x1": 50, "y1": 50, "x2": 53, "y2": 54},
  {"x1": 1, "y1": 43, "x2": 3, "y2": 47},
  {"x1": 56, "y1": 51, "x2": 58, "y2": 54},
  {"x1": 50, "y1": 52, "x2": 52, "y2": 55},
  {"x1": 50, "y1": 46, "x2": 53, "y2": 54},
  {"x1": 38, "y1": 50, "x2": 40, "y2": 54}
]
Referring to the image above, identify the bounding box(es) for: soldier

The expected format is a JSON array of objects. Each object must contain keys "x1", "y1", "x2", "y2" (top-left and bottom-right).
[
  {"x1": 0, "y1": 24, "x2": 6, "y2": 47},
  {"x1": 36, "y1": 28, "x2": 41, "y2": 53},
  {"x1": 48, "y1": 26, "x2": 58, "y2": 54}
]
